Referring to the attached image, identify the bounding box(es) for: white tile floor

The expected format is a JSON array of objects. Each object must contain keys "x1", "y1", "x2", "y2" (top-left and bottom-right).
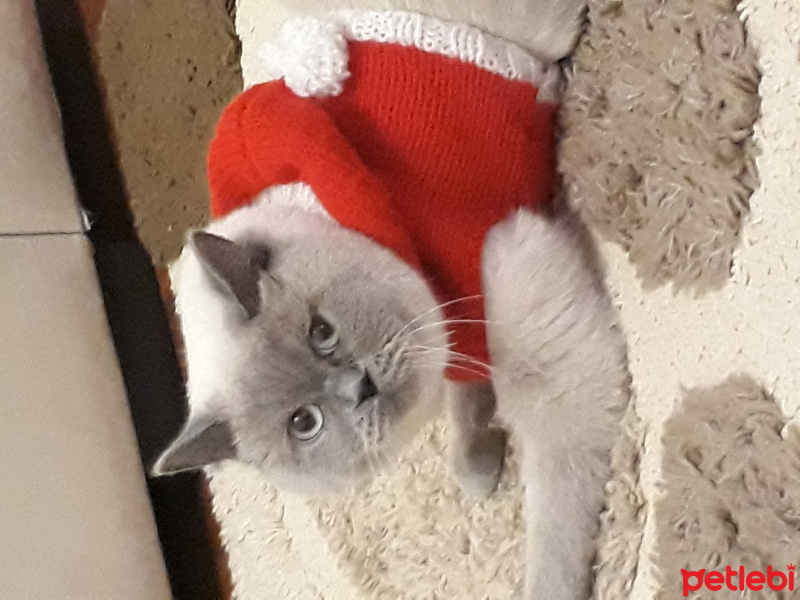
[
  {"x1": 0, "y1": 235, "x2": 170, "y2": 600},
  {"x1": 0, "y1": 2, "x2": 171, "y2": 598},
  {"x1": 0, "y1": 2, "x2": 84, "y2": 235}
]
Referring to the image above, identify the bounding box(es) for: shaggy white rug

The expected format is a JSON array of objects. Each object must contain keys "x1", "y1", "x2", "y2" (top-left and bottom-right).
[{"x1": 205, "y1": 0, "x2": 800, "y2": 598}]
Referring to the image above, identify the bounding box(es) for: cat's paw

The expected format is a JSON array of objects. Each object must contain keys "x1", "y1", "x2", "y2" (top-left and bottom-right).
[{"x1": 451, "y1": 427, "x2": 508, "y2": 499}]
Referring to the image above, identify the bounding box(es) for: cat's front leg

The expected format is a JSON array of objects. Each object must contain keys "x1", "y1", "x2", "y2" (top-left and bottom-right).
[
  {"x1": 482, "y1": 209, "x2": 629, "y2": 599},
  {"x1": 447, "y1": 380, "x2": 508, "y2": 498}
]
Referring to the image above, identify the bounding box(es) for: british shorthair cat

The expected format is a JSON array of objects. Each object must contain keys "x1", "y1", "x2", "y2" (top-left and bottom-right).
[{"x1": 154, "y1": 2, "x2": 629, "y2": 598}]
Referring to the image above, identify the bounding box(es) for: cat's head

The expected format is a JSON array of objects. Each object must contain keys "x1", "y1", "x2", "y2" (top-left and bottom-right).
[{"x1": 153, "y1": 199, "x2": 448, "y2": 493}]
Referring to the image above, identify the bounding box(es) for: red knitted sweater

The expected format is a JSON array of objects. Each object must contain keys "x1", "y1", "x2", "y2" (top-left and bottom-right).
[{"x1": 207, "y1": 40, "x2": 559, "y2": 381}]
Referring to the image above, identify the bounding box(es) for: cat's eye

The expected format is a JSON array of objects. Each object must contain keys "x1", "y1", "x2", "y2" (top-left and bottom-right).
[
  {"x1": 309, "y1": 314, "x2": 339, "y2": 356},
  {"x1": 288, "y1": 405, "x2": 324, "y2": 441}
]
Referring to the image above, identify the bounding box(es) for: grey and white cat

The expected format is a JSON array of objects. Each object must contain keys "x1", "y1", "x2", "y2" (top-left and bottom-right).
[
  {"x1": 154, "y1": 191, "x2": 629, "y2": 598},
  {"x1": 153, "y1": 2, "x2": 630, "y2": 598}
]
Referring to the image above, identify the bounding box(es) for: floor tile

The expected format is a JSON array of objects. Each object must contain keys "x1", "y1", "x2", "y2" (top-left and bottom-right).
[
  {"x1": 0, "y1": 1, "x2": 84, "y2": 235},
  {"x1": 0, "y1": 233, "x2": 171, "y2": 600}
]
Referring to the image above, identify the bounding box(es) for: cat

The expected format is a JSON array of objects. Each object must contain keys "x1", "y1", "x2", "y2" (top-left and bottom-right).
[{"x1": 153, "y1": 3, "x2": 630, "y2": 599}]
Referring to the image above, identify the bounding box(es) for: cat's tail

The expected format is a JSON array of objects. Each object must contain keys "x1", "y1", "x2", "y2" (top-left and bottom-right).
[{"x1": 482, "y1": 209, "x2": 630, "y2": 599}]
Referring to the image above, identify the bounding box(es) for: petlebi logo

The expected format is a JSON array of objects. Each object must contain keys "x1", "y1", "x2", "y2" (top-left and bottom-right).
[{"x1": 682, "y1": 564, "x2": 795, "y2": 596}]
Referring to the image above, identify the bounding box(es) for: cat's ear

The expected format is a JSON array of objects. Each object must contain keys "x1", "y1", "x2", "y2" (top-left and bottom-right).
[
  {"x1": 152, "y1": 414, "x2": 236, "y2": 476},
  {"x1": 191, "y1": 231, "x2": 270, "y2": 318}
]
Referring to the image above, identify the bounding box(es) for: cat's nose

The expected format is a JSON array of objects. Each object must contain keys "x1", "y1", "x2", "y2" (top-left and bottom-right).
[
  {"x1": 356, "y1": 370, "x2": 379, "y2": 406},
  {"x1": 329, "y1": 366, "x2": 379, "y2": 405}
]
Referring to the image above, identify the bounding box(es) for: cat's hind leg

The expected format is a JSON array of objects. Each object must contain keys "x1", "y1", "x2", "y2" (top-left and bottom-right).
[
  {"x1": 447, "y1": 381, "x2": 508, "y2": 498},
  {"x1": 482, "y1": 209, "x2": 629, "y2": 599}
]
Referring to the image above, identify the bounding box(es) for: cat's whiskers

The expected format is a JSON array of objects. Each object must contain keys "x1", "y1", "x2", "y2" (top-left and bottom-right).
[
  {"x1": 382, "y1": 336, "x2": 424, "y2": 379},
  {"x1": 402, "y1": 346, "x2": 451, "y2": 370},
  {"x1": 401, "y1": 317, "x2": 494, "y2": 340},
  {"x1": 413, "y1": 355, "x2": 494, "y2": 377},
  {"x1": 412, "y1": 329, "x2": 454, "y2": 351},
  {"x1": 377, "y1": 346, "x2": 401, "y2": 381},
  {"x1": 388, "y1": 294, "x2": 484, "y2": 346},
  {"x1": 412, "y1": 360, "x2": 492, "y2": 379},
  {"x1": 404, "y1": 343, "x2": 495, "y2": 375},
  {"x1": 384, "y1": 323, "x2": 450, "y2": 368},
  {"x1": 403, "y1": 342, "x2": 455, "y2": 355}
]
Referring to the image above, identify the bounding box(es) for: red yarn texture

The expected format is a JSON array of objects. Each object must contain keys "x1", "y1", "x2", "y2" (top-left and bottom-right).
[{"x1": 208, "y1": 41, "x2": 558, "y2": 381}]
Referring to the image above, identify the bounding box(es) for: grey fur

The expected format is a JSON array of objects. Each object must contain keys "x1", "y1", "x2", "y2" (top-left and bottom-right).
[
  {"x1": 154, "y1": 418, "x2": 236, "y2": 475},
  {"x1": 191, "y1": 231, "x2": 267, "y2": 319},
  {"x1": 159, "y1": 214, "x2": 450, "y2": 494},
  {"x1": 447, "y1": 381, "x2": 508, "y2": 498}
]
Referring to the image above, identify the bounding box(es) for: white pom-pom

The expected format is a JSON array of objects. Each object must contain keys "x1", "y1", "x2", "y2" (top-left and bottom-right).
[{"x1": 258, "y1": 17, "x2": 350, "y2": 98}]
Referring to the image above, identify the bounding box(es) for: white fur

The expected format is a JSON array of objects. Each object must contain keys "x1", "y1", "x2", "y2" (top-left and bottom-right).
[
  {"x1": 482, "y1": 210, "x2": 629, "y2": 599},
  {"x1": 169, "y1": 244, "x2": 242, "y2": 417}
]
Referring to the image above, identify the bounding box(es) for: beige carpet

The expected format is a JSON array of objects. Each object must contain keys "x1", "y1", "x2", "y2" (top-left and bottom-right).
[
  {"x1": 655, "y1": 375, "x2": 800, "y2": 600},
  {"x1": 157, "y1": 0, "x2": 799, "y2": 598}
]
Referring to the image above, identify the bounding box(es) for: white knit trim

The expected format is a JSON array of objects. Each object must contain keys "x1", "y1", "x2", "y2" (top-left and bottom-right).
[
  {"x1": 257, "y1": 10, "x2": 561, "y2": 101},
  {"x1": 339, "y1": 10, "x2": 561, "y2": 99}
]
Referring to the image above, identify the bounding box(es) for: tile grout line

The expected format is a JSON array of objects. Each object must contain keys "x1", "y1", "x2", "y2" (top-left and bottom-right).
[{"x1": 0, "y1": 230, "x2": 85, "y2": 238}]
